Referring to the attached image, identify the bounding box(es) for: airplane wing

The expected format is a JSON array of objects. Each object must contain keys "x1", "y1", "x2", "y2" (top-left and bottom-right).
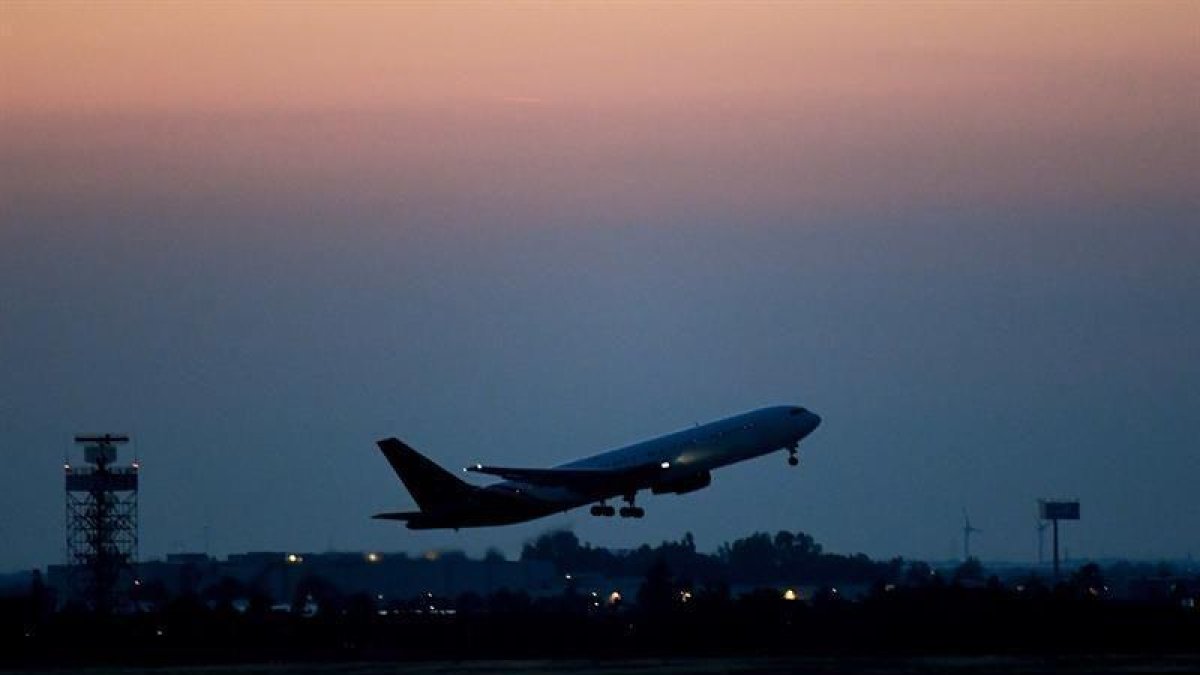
[{"x1": 466, "y1": 462, "x2": 666, "y2": 493}]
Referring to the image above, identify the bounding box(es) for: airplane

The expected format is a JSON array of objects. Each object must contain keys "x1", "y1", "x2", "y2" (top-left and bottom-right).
[{"x1": 372, "y1": 405, "x2": 821, "y2": 530}]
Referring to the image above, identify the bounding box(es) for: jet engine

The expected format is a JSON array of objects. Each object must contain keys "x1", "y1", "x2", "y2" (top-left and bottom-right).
[{"x1": 651, "y1": 470, "x2": 711, "y2": 495}]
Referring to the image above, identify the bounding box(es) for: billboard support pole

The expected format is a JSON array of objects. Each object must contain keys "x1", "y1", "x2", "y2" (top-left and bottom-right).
[
  {"x1": 1038, "y1": 499, "x2": 1079, "y2": 583},
  {"x1": 1052, "y1": 518, "x2": 1060, "y2": 580}
]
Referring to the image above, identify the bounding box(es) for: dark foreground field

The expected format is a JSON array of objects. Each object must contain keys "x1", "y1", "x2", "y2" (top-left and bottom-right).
[
  {"x1": 7, "y1": 589, "x2": 1199, "y2": 672},
  {"x1": 7, "y1": 535, "x2": 1197, "y2": 672},
  {"x1": 6, "y1": 655, "x2": 1200, "y2": 675}
]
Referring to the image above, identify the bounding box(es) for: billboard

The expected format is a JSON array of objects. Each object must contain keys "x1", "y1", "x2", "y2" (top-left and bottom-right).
[{"x1": 1039, "y1": 500, "x2": 1080, "y2": 520}]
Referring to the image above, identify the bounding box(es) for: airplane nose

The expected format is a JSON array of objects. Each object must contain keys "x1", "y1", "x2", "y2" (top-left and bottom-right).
[{"x1": 808, "y1": 411, "x2": 822, "y2": 431}]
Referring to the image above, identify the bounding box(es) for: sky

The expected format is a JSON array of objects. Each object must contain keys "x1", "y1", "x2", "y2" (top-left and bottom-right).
[{"x1": 1, "y1": 2, "x2": 1198, "y2": 572}]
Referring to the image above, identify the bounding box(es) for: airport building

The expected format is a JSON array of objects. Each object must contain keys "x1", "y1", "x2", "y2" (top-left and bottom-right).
[{"x1": 46, "y1": 551, "x2": 557, "y2": 611}]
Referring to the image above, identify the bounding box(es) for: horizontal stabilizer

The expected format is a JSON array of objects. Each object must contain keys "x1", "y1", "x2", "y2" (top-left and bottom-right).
[{"x1": 372, "y1": 511, "x2": 421, "y2": 521}]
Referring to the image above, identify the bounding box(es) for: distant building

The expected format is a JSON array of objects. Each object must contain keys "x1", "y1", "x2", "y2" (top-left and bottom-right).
[{"x1": 46, "y1": 551, "x2": 556, "y2": 610}]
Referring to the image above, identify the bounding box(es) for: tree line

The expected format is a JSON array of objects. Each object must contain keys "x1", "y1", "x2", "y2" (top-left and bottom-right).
[{"x1": 522, "y1": 529, "x2": 899, "y2": 585}]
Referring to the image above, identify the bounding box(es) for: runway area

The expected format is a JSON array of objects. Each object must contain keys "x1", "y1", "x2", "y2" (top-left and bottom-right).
[{"x1": 7, "y1": 655, "x2": 1200, "y2": 675}]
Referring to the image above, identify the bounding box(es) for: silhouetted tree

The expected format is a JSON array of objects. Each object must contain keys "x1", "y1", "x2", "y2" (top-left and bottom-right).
[
  {"x1": 456, "y1": 591, "x2": 485, "y2": 614},
  {"x1": 293, "y1": 574, "x2": 341, "y2": 615},
  {"x1": 1070, "y1": 563, "x2": 1107, "y2": 599},
  {"x1": 521, "y1": 530, "x2": 583, "y2": 571},
  {"x1": 637, "y1": 559, "x2": 675, "y2": 615},
  {"x1": 905, "y1": 561, "x2": 937, "y2": 587},
  {"x1": 953, "y1": 557, "x2": 985, "y2": 585},
  {"x1": 343, "y1": 592, "x2": 376, "y2": 622},
  {"x1": 487, "y1": 589, "x2": 532, "y2": 614},
  {"x1": 203, "y1": 576, "x2": 248, "y2": 615},
  {"x1": 719, "y1": 532, "x2": 778, "y2": 581}
]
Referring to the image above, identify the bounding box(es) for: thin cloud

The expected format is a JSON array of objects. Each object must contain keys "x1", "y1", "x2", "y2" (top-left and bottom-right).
[{"x1": 499, "y1": 95, "x2": 546, "y2": 105}]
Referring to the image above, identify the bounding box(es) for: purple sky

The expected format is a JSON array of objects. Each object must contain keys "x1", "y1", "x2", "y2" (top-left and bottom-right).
[{"x1": 1, "y1": 3, "x2": 1198, "y2": 571}]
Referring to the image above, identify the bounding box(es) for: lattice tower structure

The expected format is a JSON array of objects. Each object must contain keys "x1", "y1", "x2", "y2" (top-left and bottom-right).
[{"x1": 65, "y1": 434, "x2": 138, "y2": 613}]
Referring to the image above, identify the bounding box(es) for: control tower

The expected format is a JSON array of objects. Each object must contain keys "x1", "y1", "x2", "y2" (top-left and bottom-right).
[{"x1": 65, "y1": 434, "x2": 139, "y2": 613}]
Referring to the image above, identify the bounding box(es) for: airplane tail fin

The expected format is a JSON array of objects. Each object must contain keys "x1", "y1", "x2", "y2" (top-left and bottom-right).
[{"x1": 376, "y1": 438, "x2": 475, "y2": 512}]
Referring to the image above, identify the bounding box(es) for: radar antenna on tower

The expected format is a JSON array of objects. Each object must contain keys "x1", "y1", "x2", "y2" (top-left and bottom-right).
[{"x1": 64, "y1": 434, "x2": 139, "y2": 613}]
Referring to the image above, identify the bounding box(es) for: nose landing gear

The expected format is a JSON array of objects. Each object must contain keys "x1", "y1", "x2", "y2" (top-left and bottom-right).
[{"x1": 787, "y1": 444, "x2": 800, "y2": 467}]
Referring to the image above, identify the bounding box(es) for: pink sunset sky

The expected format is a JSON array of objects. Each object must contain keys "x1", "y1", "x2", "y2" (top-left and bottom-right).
[{"x1": 3, "y1": 2, "x2": 1197, "y2": 221}]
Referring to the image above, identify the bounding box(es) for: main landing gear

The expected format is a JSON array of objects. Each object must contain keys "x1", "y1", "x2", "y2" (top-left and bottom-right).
[
  {"x1": 590, "y1": 493, "x2": 645, "y2": 518},
  {"x1": 787, "y1": 444, "x2": 800, "y2": 467},
  {"x1": 590, "y1": 504, "x2": 616, "y2": 517},
  {"x1": 618, "y1": 506, "x2": 645, "y2": 519}
]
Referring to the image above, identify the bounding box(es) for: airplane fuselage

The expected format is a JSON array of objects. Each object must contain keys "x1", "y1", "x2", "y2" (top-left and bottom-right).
[{"x1": 375, "y1": 405, "x2": 821, "y2": 529}]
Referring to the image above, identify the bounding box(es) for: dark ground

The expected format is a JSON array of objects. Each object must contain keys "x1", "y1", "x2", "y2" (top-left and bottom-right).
[
  {"x1": 7, "y1": 536, "x2": 1197, "y2": 672},
  {"x1": 6, "y1": 655, "x2": 1200, "y2": 675}
]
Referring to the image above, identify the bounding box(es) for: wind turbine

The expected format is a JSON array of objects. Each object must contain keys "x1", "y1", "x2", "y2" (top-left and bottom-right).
[{"x1": 962, "y1": 509, "x2": 981, "y2": 561}]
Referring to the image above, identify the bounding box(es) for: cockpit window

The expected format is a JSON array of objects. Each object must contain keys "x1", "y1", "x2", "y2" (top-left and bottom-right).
[{"x1": 789, "y1": 407, "x2": 807, "y2": 416}]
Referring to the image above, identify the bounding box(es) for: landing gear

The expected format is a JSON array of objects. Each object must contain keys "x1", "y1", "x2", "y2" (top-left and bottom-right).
[
  {"x1": 787, "y1": 444, "x2": 800, "y2": 467},
  {"x1": 592, "y1": 493, "x2": 647, "y2": 518},
  {"x1": 618, "y1": 506, "x2": 645, "y2": 519},
  {"x1": 616, "y1": 492, "x2": 645, "y2": 518},
  {"x1": 590, "y1": 503, "x2": 616, "y2": 517}
]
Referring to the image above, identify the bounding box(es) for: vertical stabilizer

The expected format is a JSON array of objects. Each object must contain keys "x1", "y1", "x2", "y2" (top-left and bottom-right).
[{"x1": 376, "y1": 438, "x2": 475, "y2": 511}]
